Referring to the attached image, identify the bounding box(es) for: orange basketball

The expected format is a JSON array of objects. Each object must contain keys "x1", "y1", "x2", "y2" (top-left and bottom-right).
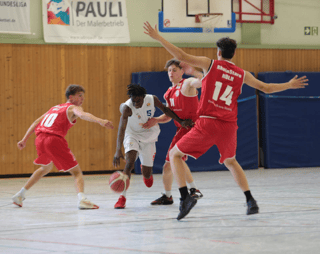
[{"x1": 109, "y1": 171, "x2": 130, "y2": 193}]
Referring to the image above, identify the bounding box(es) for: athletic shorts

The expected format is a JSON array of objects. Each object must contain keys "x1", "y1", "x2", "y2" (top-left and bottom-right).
[
  {"x1": 34, "y1": 133, "x2": 78, "y2": 171},
  {"x1": 165, "y1": 127, "x2": 189, "y2": 162},
  {"x1": 123, "y1": 136, "x2": 156, "y2": 167},
  {"x1": 176, "y1": 117, "x2": 238, "y2": 164}
]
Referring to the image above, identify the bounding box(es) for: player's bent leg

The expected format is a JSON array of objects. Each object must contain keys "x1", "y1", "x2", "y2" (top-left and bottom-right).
[
  {"x1": 224, "y1": 157, "x2": 259, "y2": 215},
  {"x1": 114, "y1": 151, "x2": 137, "y2": 209},
  {"x1": 142, "y1": 166, "x2": 153, "y2": 188},
  {"x1": 69, "y1": 165, "x2": 99, "y2": 210},
  {"x1": 169, "y1": 146, "x2": 187, "y2": 188},
  {"x1": 13, "y1": 163, "x2": 54, "y2": 207}
]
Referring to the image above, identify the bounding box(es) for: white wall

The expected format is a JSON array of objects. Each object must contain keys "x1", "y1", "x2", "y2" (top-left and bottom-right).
[
  {"x1": 0, "y1": 0, "x2": 319, "y2": 47},
  {"x1": 261, "y1": 0, "x2": 320, "y2": 45}
]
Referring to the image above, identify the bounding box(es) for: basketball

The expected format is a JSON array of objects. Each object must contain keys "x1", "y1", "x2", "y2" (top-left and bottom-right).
[{"x1": 109, "y1": 171, "x2": 130, "y2": 193}]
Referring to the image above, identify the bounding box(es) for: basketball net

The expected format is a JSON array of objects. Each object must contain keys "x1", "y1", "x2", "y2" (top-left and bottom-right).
[{"x1": 195, "y1": 13, "x2": 223, "y2": 31}]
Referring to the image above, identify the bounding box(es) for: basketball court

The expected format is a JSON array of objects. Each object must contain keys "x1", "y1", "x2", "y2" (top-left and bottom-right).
[
  {"x1": 1, "y1": 168, "x2": 319, "y2": 254},
  {"x1": 1, "y1": 0, "x2": 319, "y2": 253}
]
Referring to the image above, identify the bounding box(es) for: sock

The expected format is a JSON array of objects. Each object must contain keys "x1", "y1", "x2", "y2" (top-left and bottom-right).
[
  {"x1": 78, "y1": 192, "x2": 86, "y2": 201},
  {"x1": 244, "y1": 190, "x2": 253, "y2": 203},
  {"x1": 179, "y1": 186, "x2": 189, "y2": 200},
  {"x1": 19, "y1": 187, "x2": 27, "y2": 197},
  {"x1": 165, "y1": 190, "x2": 172, "y2": 198},
  {"x1": 188, "y1": 181, "x2": 197, "y2": 189},
  {"x1": 121, "y1": 190, "x2": 127, "y2": 198}
]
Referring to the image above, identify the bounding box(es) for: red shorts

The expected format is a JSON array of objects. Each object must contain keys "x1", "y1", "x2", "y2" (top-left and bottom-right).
[
  {"x1": 176, "y1": 117, "x2": 238, "y2": 164},
  {"x1": 165, "y1": 127, "x2": 189, "y2": 162},
  {"x1": 34, "y1": 133, "x2": 78, "y2": 171}
]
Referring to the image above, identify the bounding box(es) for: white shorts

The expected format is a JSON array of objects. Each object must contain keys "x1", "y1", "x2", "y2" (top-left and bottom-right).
[{"x1": 123, "y1": 136, "x2": 156, "y2": 167}]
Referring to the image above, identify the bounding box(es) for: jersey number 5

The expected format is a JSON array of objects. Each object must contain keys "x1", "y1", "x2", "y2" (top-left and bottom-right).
[
  {"x1": 212, "y1": 81, "x2": 233, "y2": 106},
  {"x1": 40, "y1": 113, "x2": 58, "y2": 128}
]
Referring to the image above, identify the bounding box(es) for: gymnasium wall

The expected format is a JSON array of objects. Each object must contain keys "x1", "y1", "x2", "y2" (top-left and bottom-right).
[
  {"x1": 0, "y1": 0, "x2": 320, "y2": 47},
  {"x1": 1, "y1": 45, "x2": 320, "y2": 175}
]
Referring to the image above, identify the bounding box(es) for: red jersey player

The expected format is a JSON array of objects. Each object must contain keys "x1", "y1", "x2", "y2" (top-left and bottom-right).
[
  {"x1": 13, "y1": 84, "x2": 114, "y2": 209},
  {"x1": 142, "y1": 59, "x2": 204, "y2": 205},
  {"x1": 144, "y1": 21, "x2": 308, "y2": 220}
]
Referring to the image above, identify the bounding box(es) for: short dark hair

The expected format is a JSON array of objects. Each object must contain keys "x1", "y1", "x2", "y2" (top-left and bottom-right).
[
  {"x1": 65, "y1": 84, "x2": 85, "y2": 99},
  {"x1": 164, "y1": 58, "x2": 181, "y2": 69},
  {"x1": 127, "y1": 84, "x2": 147, "y2": 98},
  {"x1": 216, "y1": 37, "x2": 237, "y2": 59}
]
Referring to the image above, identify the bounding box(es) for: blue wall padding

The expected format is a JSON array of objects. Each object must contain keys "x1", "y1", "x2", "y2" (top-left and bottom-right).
[
  {"x1": 258, "y1": 72, "x2": 320, "y2": 168},
  {"x1": 131, "y1": 72, "x2": 258, "y2": 174}
]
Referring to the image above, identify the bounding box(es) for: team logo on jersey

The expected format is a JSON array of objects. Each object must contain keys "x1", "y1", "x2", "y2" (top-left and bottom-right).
[
  {"x1": 175, "y1": 90, "x2": 180, "y2": 97},
  {"x1": 137, "y1": 114, "x2": 141, "y2": 119},
  {"x1": 147, "y1": 103, "x2": 150, "y2": 106}
]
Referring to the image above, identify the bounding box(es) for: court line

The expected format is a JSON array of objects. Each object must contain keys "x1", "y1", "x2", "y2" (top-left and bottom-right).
[{"x1": 0, "y1": 237, "x2": 183, "y2": 254}]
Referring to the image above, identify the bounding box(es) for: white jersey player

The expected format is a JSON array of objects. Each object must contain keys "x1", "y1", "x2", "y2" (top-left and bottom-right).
[{"x1": 112, "y1": 84, "x2": 194, "y2": 209}]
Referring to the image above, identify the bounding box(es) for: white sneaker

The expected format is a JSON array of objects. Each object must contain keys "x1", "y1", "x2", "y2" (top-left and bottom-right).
[
  {"x1": 12, "y1": 193, "x2": 25, "y2": 207},
  {"x1": 78, "y1": 198, "x2": 99, "y2": 210}
]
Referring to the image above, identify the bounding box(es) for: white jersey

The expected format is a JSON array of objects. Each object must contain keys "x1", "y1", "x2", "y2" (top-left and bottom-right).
[{"x1": 124, "y1": 94, "x2": 160, "y2": 143}]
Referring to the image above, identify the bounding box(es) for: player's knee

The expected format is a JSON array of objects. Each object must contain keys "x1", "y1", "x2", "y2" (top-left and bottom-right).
[
  {"x1": 163, "y1": 162, "x2": 171, "y2": 173},
  {"x1": 40, "y1": 163, "x2": 53, "y2": 174},
  {"x1": 169, "y1": 147, "x2": 182, "y2": 160},
  {"x1": 224, "y1": 157, "x2": 237, "y2": 168}
]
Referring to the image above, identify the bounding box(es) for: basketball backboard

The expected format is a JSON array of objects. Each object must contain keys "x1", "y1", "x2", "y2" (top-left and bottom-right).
[{"x1": 159, "y1": 0, "x2": 236, "y2": 33}]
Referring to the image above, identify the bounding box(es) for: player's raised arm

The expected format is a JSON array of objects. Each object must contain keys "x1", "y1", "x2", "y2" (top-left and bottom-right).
[
  {"x1": 153, "y1": 95, "x2": 194, "y2": 129},
  {"x1": 71, "y1": 105, "x2": 114, "y2": 129},
  {"x1": 180, "y1": 62, "x2": 203, "y2": 89},
  {"x1": 143, "y1": 21, "x2": 211, "y2": 74},
  {"x1": 244, "y1": 71, "x2": 308, "y2": 94},
  {"x1": 17, "y1": 113, "x2": 47, "y2": 150},
  {"x1": 113, "y1": 105, "x2": 132, "y2": 168}
]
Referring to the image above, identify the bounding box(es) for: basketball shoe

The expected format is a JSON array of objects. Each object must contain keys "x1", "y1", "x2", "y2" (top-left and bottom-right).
[
  {"x1": 12, "y1": 193, "x2": 25, "y2": 207},
  {"x1": 151, "y1": 194, "x2": 173, "y2": 205},
  {"x1": 177, "y1": 195, "x2": 197, "y2": 221},
  {"x1": 114, "y1": 195, "x2": 126, "y2": 209},
  {"x1": 78, "y1": 198, "x2": 99, "y2": 209},
  {"x1": 190, "y1": 188, "x2": 203, "y2": 200},
  {"x1": 247, "y1": 198, "x2": 259, "y2": 215},
  {"x1": 143, "y1": 175, "x2": 153, "y2": 188}
]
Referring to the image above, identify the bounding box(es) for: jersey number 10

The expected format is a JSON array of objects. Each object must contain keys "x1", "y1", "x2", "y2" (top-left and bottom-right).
[
  {"x1": 212, "y1": 81, "x2": 233, "y2": 106},
  {"x1": 40, "y1": 113, "x2": 58, "y2": 128}
]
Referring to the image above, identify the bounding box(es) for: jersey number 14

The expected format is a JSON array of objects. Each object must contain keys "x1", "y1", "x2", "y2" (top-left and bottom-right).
[{"x1": 212, "y1": 81, "x2": 233, "y2": 106}]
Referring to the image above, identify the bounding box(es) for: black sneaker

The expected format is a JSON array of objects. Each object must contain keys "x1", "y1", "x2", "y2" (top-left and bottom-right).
[
  {"x1": 151, "y1": 194, "x2": 173, "y2": 205},
  {"x1": 177, "y1": 195, "x2": 197, "y2": 220},
  {"x1": 190, "y1": 188, "x2": 203, "y2": 200},
  {"x1": 247, "y1": 198, "x2": 259, "y2": 215}
]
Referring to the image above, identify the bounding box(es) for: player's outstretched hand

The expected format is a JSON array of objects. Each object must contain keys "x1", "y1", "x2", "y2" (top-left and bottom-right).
[
  {"x1": 181, "y1": 119, "x2": 195, "y2": 129},
  {"x1": 289, "y1": 75, "x2": 308, "y2": 89},
  {"x1": 113, "y1": 150, "x2": 125, "y2": 168},
  {"x1": 143, "y1": 21, "x2": 161, "y2": 40},
  {"x1": 17, "y1": 140, "x2": 26, "y2": 150},
  {"x1": 142, "y1": 118, "x2": 158, "y2": 129},
  {"x1": 180, "y1": 62, "x2": 196, "y2": 76},
  {"x1": 100, "y1": 120, "x2": 114, "y2": 129}
]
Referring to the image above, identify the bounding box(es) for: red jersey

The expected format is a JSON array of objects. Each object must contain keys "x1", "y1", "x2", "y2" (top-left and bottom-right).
[
  {"x1": 35, "y1": 103, "x2": 76, "y2": 138},
  {"x1": 197, "y1": 60, "x2": 245, "y2": 122},
  {"x1": 164, "y1": 79, "x2": 199, "y2": 128}
]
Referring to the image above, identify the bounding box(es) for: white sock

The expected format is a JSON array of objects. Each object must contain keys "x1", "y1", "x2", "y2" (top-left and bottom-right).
[
  {"x1": 188, "y1": 181, "x2": 197, "y2": 189},
  {"x1": 78, "y1": 192, "x2": 86, "y2": 201},
  {"x1": 19, "y1": 187, "x2": 27, "y2": 197},
  {"x1": 121, "y1": 190, "x2": 126, "y2": 198},
  {"x1": 165, "y1": 190, "x2": 172, "y2": 198}
]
